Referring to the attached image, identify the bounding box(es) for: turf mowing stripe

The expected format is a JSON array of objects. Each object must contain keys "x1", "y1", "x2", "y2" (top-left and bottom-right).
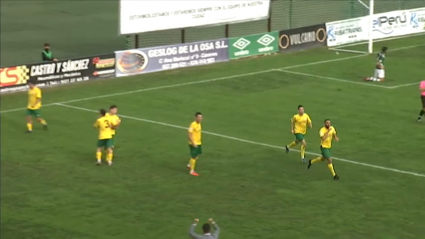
[
  {"x1": 56, "y1": 103, "x2": 425, "y2": 179},
  {"x1": 1, "y1": 43, "x2": 423, "y2": 114},
  {"x1": 279, "y1": 54, "x2": 366, "y2": 69},
  {"x1": 0, "y1": 69, "x2": 274, "y2": 114},
  {"x1": 0, "y1": 55, "x2": 374, "y2": 114}
]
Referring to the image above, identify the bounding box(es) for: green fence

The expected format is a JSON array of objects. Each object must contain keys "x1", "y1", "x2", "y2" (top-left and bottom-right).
[
  {"x1": 134, "y1": 0, "x2": 425, "y2": 48},
  {"x1": 1, "y1": 0, "x2": 424, "y2": 67}
]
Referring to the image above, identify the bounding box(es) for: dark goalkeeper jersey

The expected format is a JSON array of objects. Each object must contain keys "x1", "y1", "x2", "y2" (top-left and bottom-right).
[{"x1": 377, "y1": 52, "x2": 385, "y2": 64}]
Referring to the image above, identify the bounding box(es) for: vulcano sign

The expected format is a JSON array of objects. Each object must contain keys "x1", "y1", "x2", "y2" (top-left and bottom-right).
[{"x1": 279, "y1": 24, "x2": 327, "y2": 52}]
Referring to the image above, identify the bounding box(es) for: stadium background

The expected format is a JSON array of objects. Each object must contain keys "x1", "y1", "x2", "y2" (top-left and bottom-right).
[{"x1": 1, "y1": 0, "x2": 423, "y2": 67}]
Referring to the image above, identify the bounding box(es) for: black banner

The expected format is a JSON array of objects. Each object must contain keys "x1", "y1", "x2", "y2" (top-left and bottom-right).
[
  {"x1": 0, "y1": 54, "x2": 116, "y2": 93},
  {"x1": 279, "y1": 24, "x2": 327, "y2": 52}
]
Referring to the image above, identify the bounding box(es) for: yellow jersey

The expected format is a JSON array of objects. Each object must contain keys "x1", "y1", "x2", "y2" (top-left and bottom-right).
[
  {"x1": 106, "y1": 113, "x2": 121, "y2": 135},
  {"x1": 27, "y1": 87, "x2": 42, "y2": 110},
  {"x1": 188, "y1": 121, "x2": 202, "y2": 145},
  {"x1": 292, "y1": 113, "x2": 311, "y2": 134},
  {"x1": 319, "y1": 126, "x2": 337, "y2": 148},
  {"x1": 94, "y1": 116, "x2": 113, "y2": 140}
]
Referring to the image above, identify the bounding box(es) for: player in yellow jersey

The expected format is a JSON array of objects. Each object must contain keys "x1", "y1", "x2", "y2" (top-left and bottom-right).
[
  {"x1": 94, "y1": 109, "x2": 114, "y2": 166},
  {"x1": 105, "y1": 105, "x2": 121, "y2": 149},
  {"x1": 26, "y1": 81, "x2": 48, "y2": 133},
  {"x1": 285, "y1": 105, "x2": 312, "y2": 163},
  {"x1": 187, "y1": 112, "x2": 202, "y2": 176},
  {"x1": 308, "y1": 119, "x2": 340, "y2": 180}
]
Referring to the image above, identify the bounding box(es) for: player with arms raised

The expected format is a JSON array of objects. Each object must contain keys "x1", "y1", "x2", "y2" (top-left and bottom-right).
[
  {"x1": 418, "y1": 80, "x2": 425, "y2": 122},
  {"x1": 187, "y1": 112, "x2": 202, "y2": 176},
  {"x1": 26, "y1": 81, "x2": 48, "y2": 133},
  {"x1": 285, "y1": 105, "x2": 312, "y2": 163},
  {"x1": 94, "y1": 109, "x2": 114, "y2": 166},
  {"x1": 364, "y1": 46, "x2": 387, "y2": 82},
  {"x1": 106, "y1": 105, "x2": 121, "y2": 149},
  {"x1": 308, "y1": 119, "x2": 340, "y2": 180}
]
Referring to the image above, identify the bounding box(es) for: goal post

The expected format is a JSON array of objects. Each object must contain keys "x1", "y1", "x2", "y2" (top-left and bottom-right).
[
  {"x1": 367, "y1": 0, "x2": 374, "y2": 54},
  {"x1": 327, "y1": 0, "x2": 425, "y2": 55},
  {"x1": 327, "y1": 0, "x2": 374, "y2": 54}
]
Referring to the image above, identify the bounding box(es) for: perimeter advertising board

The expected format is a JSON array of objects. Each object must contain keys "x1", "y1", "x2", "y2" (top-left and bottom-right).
[
  {"x1": 115, "y1": 39, "x2": 229, "y2": 77},
  {"x1": 373, "y1": 8, "x2": 425, "y2": 39},
  {"x1": 326, "y1": 17, "x2": 368, "y2": 47},
  {"x1": 279, "y1": 24, "x2": 327, "y2": 52},
  {"x1": 0, "y1": 54, "x2": 116, "y2": 93},
  {"x1": 326, "y1": 8, "x2": 425, "y2": 47},
  {"x1": 228, "y1": 32, "x2": 279, "y2": 59}
]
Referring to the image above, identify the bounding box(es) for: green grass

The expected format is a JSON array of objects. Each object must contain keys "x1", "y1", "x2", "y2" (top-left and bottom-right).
[
  {"x1": 0, "y1": 0, "x2": 121, "y2": 66},
  {"x1": 2, "y1": 35, "x2": 425, "y2": 239}
]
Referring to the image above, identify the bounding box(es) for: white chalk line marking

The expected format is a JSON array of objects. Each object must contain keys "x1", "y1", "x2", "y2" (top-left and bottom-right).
[
  {"x1": 1, "y1": 43, "x2": 423, "y2": 114},
  {"x1": 277, "y1": 69, "x2": 390, "y2": 88},
  {"x1": 56, "y1": 103, "x2": 425, "y2": 178},
  {"x1": 0, "y1": 55, "x2": 363, "y2": 114},
  {"x1": 278, "y1": 43, "x2": 425, "y2": 89},
  {"x1": 278, "y1": 70, "x2": 421, "y2": 90}
]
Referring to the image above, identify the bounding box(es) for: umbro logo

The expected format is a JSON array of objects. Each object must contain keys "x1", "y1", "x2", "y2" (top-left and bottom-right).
[
  {"x1": 257, "y1": 34, "x2": 275, "y2": 46},
  {"x1": 233, "y1": 38, "x2": 250, "y2": 50}
]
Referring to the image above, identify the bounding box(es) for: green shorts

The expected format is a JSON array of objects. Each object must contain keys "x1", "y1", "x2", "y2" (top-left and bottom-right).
[
  {"x1": 26, "y1": 109, "x2": 41, "y2": 117},
  {"x1": 189, "y1": 145, "x2": 202, "y2": 158},
  {"x1": 110, "y1": 135, "x2": 115, "y2": 146},
  {"x1": 97, "y1": 139, "x2": 113, "y2": 149},
  {"x1": 294, "y1": 133, "x2": 305, "y2": 141},
  {"x1": 320, "y1": 146, "x2": 332, "y2": 159}
]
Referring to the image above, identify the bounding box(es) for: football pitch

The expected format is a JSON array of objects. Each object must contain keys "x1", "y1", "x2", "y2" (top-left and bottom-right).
[{"x1": 2, "y1": 35, "x2": 425, "y2": 239}]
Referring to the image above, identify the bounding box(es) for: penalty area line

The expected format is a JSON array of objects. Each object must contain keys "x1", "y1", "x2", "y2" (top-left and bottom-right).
[{"x1": 56, "y1": 103, "x2": 425, "y2": 179}]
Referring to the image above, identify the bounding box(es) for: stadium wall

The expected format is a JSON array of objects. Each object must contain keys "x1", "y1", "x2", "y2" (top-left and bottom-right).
[
  {"x1": 1, "y1": 7, "x2": 424, "y2": 93},
  {"x1": 130, "y1": 0, "x2": 425, "y2": 49},
  {"x1": 1, "y1": 0, "x2": 423, "y2": 67}
]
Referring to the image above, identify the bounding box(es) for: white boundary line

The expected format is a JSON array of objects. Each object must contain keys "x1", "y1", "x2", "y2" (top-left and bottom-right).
[
  {"x1": 277, "y1": 69, "x2": 391, "y2": 88},
  {"x1": 0, "y1": 55, "x2": 364, "y2": 114},
  {"x1": 56, "y1": 103, "x2": 425, "y2": 178},
  {"x1": 278, "y1": 69, "x2": 423, "y2": 89},
  {"x1": 279, "y1": 43, "x2": 425, "y2": 89},
  {"x1": 1, "y1": 43, "x2": 422, "y2": 114},
  {"x1": 0, "y1": 69, "x2": 274, "y2": 114},
  {"x1": 388, "y1": 82, "x2": 422, "y2": 89}
]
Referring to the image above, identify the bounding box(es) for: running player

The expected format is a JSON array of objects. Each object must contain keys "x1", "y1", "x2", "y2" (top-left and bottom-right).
[
  {"x1": 308, "y1": 119, "x2": 340, "y2": 180},
  {"x1": 285, "y1": 105, "x2": 312, "y2": 163}
]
